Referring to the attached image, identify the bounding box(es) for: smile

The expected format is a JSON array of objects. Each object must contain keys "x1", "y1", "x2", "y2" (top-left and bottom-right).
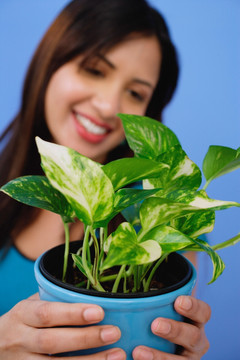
[
  {"x1": 73, "y1": 111, "x2": 111, "y2": 144},
  {"x1": 75, "y1": 113, "x2": 108, "y2": 135}
]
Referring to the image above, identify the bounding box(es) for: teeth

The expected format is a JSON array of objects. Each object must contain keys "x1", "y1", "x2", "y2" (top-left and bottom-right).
[{"x1": 75, "y1": 113, "x2": 107, "y2": 135}]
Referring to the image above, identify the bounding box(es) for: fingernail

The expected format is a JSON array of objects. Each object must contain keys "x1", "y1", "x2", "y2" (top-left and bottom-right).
[
  {"x1": 179, "y1": 296, "x2": 192, "y2": 311},
  {"x1": 134, "y1": 348, "x2": 154, "y2": 360},
  {"x1": 152, "y1": 318, "x2": 171, "y2": 335},
  {"x1": 101, "y1": 326, "x2": 121, "y2": 343},
  {"x1": 107, "y1": 349, "x2": 125, "y2": 360},
  {"x1": 83, "y1": 307, "x2": 104, "y2": 322}
]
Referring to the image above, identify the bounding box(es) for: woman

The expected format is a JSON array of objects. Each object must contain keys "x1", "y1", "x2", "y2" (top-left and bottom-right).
[{"x1": 0, "y1": 0, "x2": 210, "y2": 358}]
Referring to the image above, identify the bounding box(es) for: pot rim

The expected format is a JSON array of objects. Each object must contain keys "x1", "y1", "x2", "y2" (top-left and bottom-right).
[{"x1": 35, "y1": 241, "x2": 197, "y2": 300}]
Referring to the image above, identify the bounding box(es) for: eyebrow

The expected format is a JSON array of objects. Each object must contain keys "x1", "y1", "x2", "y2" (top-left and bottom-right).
[
  {"x1": 98, "y1": 54, "x2": 154, "y2": 89},
  {"x1": 98, "y1": 54, "x2": 115, "y2": 69}
]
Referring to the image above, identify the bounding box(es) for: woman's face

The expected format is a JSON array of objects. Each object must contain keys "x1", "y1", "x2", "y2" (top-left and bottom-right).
[{"x1": 45, "y1": 35, "x2": 161, "y2": 163}]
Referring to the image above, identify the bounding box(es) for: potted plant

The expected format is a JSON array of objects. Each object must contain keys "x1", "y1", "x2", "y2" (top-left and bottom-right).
[{"x1": 1, "y1": 113, "x2": 240, "y2": 357}]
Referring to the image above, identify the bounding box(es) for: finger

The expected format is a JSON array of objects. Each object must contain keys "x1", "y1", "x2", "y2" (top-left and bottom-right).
[
  {"x1": 14, "y1": 299, "x2": 104, "y2": 327},
  {"x1": 151, "y1": 317, "x2": 209, "y2": 354},
  {"x1": 174, "y1": 296, "x2": 211, "y2": 326},
  {"x1": 29, "y1": 325, "x2": 122, "y2": 354},
  {"x1": 28, "y1": 293, "x2": 40, "y2": 300},
  {"x1": 49, "y1": 347, "x2": 126, "y2": 360},
  {"x1": 132, "y1": 345, "x2": 185, "y2": 360},
  {"x1": 19, "y1": 348, "x2": 126, "y2": 360}
]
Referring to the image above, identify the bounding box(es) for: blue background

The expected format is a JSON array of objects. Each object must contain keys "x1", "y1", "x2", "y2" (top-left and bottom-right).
[{"x1": 0, "y1": 1, "x2": 239, "y2": 358}]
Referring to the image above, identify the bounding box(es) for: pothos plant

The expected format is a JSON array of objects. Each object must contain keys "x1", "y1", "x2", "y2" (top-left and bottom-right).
[{"x1": 1, "y1": 114, "x2": 240, "y2": 293}]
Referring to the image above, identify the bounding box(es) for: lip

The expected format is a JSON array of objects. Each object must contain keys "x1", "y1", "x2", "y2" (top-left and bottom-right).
[{"x1": 72, "y1": 111, "x2": 111, "y2": 144}]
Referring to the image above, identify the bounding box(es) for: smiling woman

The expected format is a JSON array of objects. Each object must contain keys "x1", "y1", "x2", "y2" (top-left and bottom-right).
[
  {"x1": 45, "y1": 36, "x2": 161, "y2": 163},
  {"x1": 0, "y1": 0, "x2": 212, "y2": 359}
]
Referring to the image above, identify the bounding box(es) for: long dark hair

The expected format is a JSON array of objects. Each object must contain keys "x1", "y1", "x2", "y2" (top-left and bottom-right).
[{"x1": 0, "y1": 0, "x2": 179, "y2": 248}]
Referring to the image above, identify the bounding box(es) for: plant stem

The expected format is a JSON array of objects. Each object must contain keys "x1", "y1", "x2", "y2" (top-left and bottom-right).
[
  {"x1": 136, "y1": 266, "x2": 141, "y2": 291},
  {"x1": 112, "y1": 265, "x2": 126, "y2": 293},
  {"x1": 183, "y1": 233, "x2": 240, "y2": 253},
  {"x1": 99, "y1": 227, "x2": 107, "y2": 270},
  {"x1": 132, "y1": 266, "x2": 137, "y2": 292},
  {"x1": 62, "y1": 219, "x2": 70, "y2": 282},
  {"x1": 90, "y1": 228, "x2": 101, "y2": 284},
  {"x1": 99, "y1": 227, "x2": 104, "y2": 250},
  {"x1": 82, "y1": 225, "x2": 105, "y2": 292},
  {"x1": 123, "y1": 270, "x2": 128, "y2": 293},
  {"x1": 202, "y1": 180, "x2": 210, "y2": 191},
  {"x1": 100, "y1": 274, "x2": 118, "y2": 282},
  {"x1": 212, "y1": 233, "x2": 240, "y2": 251},
  {"x1": 140, "y1": 263, "x2": 152, "y2": 282},
  {"x1": 136, "y1": 228, "x2": 148, "y2": 243},
  {"x1": 144, "y1": 254, "x2": 169, "y2": 292},
  {"x1": 100, "y1": 266, "x2": 133, "y2": 283}
]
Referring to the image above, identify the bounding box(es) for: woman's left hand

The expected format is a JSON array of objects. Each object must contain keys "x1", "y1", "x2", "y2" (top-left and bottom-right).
[{"x1": 132, "y1": 295, "x2": 211, "y2": 359}]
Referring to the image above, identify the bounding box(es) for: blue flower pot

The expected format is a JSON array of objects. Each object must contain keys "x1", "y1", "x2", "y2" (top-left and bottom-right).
[{"x1": 34, "y1": 241, "x2": 196, "y2": 358}]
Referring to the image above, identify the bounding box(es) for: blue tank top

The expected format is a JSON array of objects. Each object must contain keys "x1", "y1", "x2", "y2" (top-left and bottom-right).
[{"x1": 0, "y1": 246, "x2": 38, "y2": 316}]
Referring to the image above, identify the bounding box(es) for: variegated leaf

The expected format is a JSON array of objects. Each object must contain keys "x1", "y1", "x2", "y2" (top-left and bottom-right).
[
  {"x1": 118, "y1": 113, "x2": 180, "y2": 159},
  {"x1": 143, "y1": 145, "x2": 201, "y2": 196},
  {"x1": 101, "y1": 222, "x2": 161, "y2": 270},
  {"x1": 187, "y1": 190, "x2": 240, "y2": 210},
  {"x1": 139, "y1": 224, "x2": 225, "y2": 284},
  {"x1": 203, "y1": 145, "x2": 240, "y2": 189},
  {"x1": 189, "y1": 237, "x2": 225, "y2": 284},
  {"x1": 93, "y1": 188, "x2": 159, "y2": 228},
  {"x1": 114, "y1": 188, "x2": 160, "y2": 212},
  {"x1": 72, "y1": 253, "x2": 92, "y2": 278},
  {"x1": 1, "y1": 175, "x2": 74, "y2": 221},
  {"x1": 140, "y1": 197, "x2": 200, "y2": 230},
  {"x1": 102, "y1": 157, "x2": 167, "y2": 190},
  {"x1": 36, "y1": 137, "x2": 114, "y2": 225},
  {"x1": 139, "y1": 225, "x2": 195, "y2": 253},
  {"x1": 170, "y1": 211, "x2": 215, "y2": 238},
  {"x1": 140, "y1": 190, "x2": 240, "y2": 231}
]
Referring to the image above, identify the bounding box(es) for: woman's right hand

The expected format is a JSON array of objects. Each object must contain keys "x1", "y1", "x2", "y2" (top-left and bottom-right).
[{"x1": 0, "y1": 294, "x2": 126, "y2": 359}]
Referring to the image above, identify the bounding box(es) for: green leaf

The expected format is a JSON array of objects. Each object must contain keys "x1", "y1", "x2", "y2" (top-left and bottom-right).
[
  {"x1": 140, "y1": 223, "x2": 225, "y2": 283},
  {"x1": 171, "y1": 210, "x2": 215, "y2": 238},
  {"x1": 189, "y1": 237, "x2": 225, "y2": 284},
  {"x1": 118, "y1": 113, "x2": 180, "y2": 159},
  {"x1": 203, "y1": 145, "x2": 240, "y2": 189},
  {"x1": 36, "y1": 137, "x2": 114, "y2": 225},
  {"x1": 140, "y1": 190, "x2": 240, "y2": 231},
  {"x1": 102, "y1": 157, "x2": 167, "y2": 190},
  {"x1": 93, "y1": 188, "x2": 159, "y2": 228},
  {"x1": 114, "y1": 188, "x2": 160, "y2": 213},
  {"x1": 143, "y1": 145, "x2": 202, "y2": 195},
  {"x1": 139, "y1": 225, "x2": 195, "y2": 253},
  {"x1": 101, "y1": 222, "x2": 161, "y2": 270},
  {"x1": 139, "y1": 196, "x2": 197, "y2": 230},
  {"x1": 185, "y1": 189, "x2": 240, "y2": 211},
  {"x1": 1, "y1": 175, "x2": 74, "y2": 221},
  {"x1": 72, "y1": 253, "x2": 91, "y2": 278}
]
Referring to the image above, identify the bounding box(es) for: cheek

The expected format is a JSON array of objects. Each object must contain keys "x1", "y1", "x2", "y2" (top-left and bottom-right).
[
  {"x1": 123, "y1": 105, "x2": 149, "y2": 118},
  {"x1": 116, "y1": 122, "x2": 126, "y2": 142},
  {"x1": 45, "y1": 77, "x2": 64, "y2": 122},
  {"x1": 45, "y1": 72, "x2": 83, "y2": 113}
]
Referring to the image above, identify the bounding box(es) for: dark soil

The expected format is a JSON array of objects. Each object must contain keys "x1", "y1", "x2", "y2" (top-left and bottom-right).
[{"x1": 40, "y1": 241, "x2": 192, "y2": 298}]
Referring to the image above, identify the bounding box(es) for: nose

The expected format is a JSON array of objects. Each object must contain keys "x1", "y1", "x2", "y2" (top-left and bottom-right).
[{"x1": 92, "y1": 86, "x2": 122, "y2": 119}]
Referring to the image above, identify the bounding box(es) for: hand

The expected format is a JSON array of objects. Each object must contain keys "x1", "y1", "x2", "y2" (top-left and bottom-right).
[
  {"x1": 132, "y1": 295, "x2": 211, "y2": 360},
  {"x1": 0, "y1": 294, "x2": 126, "y2": 359}
]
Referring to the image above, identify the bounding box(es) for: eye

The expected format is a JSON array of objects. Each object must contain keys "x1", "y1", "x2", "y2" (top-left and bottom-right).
[
  {"x1": 128, "y1": 89, "x2": 145, "y2": 102},
  {"x1": 84, "y1": 67, "x2": 105, "y2": 77}
]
